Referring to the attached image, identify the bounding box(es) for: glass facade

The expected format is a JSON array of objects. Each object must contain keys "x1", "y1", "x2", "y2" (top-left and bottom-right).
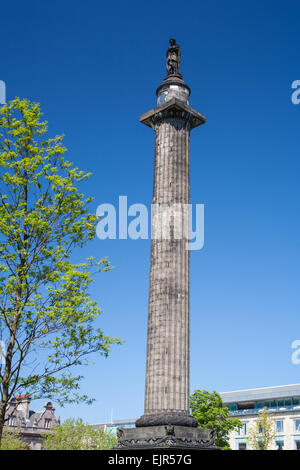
[
  {"x1": 227, "y1": 397, "x2": 300, "y2": 416},
  {"x1": 104, "y1": 421, "x2": 136, "y2": 436},
  {"x1": 227, "y1": 404, "x2": 237, "y2": 413}
]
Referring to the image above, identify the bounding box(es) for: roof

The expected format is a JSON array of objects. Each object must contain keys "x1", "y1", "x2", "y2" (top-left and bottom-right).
[
  {"x1": 220, "y1": 384, "x2": 300, "y2": 404},
  {"x1": 93, "y1": 418, "x2": 136, "y2": 428},
  {"x1": 29, "y1": 411, "x2": 43, "y2": 427}
]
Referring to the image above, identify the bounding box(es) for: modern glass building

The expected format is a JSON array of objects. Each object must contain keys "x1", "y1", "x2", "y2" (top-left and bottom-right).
[
  {"x1": 220, "y1": 384, "x2": 300, "y2": 450},
  {"x1": 93, "y1": 418, "x2": 136, "y2": 436}
]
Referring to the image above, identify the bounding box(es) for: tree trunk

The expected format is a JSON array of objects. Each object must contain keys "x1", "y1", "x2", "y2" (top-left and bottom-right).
[{"x1": 0, "y1": 401, "x2": 7, "y2": 447}]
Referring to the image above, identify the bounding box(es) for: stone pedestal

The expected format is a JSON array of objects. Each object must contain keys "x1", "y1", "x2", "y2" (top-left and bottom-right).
[{"x1": 116, "y1": 425, "x2": 217, "y2": 450}]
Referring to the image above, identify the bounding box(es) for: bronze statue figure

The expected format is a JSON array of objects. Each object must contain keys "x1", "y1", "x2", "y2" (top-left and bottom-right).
[{"x1": 166, "y1": 38, "x2": 181, "y2": 76}]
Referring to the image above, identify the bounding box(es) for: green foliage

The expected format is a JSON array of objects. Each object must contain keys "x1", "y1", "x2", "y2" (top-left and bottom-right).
[
  {"x1": 0, "y1": 428, "x2": 30, "y2": 450},
  {"x1": 42, "y1": 418, "x2": 117, "y2": 450},
  {"x1": 190, "y1": 389, "x2": 242, "y2": 450},
  {"x1": 0, "y1": 98, "x2": 122, "y2": 417},
  {"x1": 248, "y1": 407, "x2": 276, "y2": 450}
]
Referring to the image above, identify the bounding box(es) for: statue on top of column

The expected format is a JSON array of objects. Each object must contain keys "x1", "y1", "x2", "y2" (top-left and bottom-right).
[{"x1": 166, "y1": 38, "x2": 181, "y2": 76}]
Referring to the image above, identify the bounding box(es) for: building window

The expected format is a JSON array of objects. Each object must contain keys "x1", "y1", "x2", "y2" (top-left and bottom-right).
[
  {"x1": 8, "y1": 416, "x2": 14, "y2": 426},
  {"x1": 236, "y1": 422, "x2": 248, "y2": 436},
  {"x1": 256, "y1": 401, "x2": 266, "y2": 411},
  {"x1": 294, "y1": 419, "x2": 300, "y2": 432},
  {"x1": 275, "y1": 439, "x2": 284, "y2": 450},
  {"x1": 44, "y1": 419, "x2": 51, "y2": 429},
  {"x1": 258, "y1": 424, "x2": 264, "y2": 434},
  {"x1": 228, "y1": 404, "x2": 237, "y2": 413},
  {"x1": 275, "y1": 420, "x2": 284, "y2": 433},
  {"x1": 236, "y1": 438, "x2": 247, "y2": 450},
  {"x1": 294, "y1": 439, "x2": 300, "y2": 450},
  {"x1": 238, "y1": 442, "x2": 247, "y2": 450},
  {"x1": 257, "y1": 440, "x2": 264, "y2": 450}
]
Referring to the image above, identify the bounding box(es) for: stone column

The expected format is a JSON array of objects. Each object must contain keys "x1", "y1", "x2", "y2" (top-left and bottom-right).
[
  {"x1": 116, "y1": 40, "x2": 217, "y2": 450},
  {"x1": 135, "y1": 93, "x2": 206, "y2": 428}
]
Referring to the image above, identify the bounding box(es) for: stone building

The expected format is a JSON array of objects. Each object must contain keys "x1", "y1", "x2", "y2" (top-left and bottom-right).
[{"x1": 5, "y1": 394, "x2": 60, "y2": 449}]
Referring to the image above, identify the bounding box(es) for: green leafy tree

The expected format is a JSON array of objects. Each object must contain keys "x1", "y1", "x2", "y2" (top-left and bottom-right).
[
  {"x1": 0, "y1": 428, "x2": 30, "y2": 450},
  {"x1": 248, "y1": 407, "x2": 276, "y2": 450},
  {"x1": 0, "y1": 98, "x2": 122, "y2": 444},
  {"x1": 190, "y1": 389, "x2": 242, "y2": 449},
  {"x1": 42, "y1": 418, "x2": 117, "y2": 450}
]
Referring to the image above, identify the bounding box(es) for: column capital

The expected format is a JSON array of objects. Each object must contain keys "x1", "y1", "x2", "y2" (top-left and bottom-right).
[{"x1": 140, "y1": 98, "x2": 206, "y2": 130}]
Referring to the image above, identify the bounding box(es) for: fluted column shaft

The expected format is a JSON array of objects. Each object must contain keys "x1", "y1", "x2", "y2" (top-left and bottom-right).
[{"x1": 144, "y1": 115, "x2": 191, "y2": 416}]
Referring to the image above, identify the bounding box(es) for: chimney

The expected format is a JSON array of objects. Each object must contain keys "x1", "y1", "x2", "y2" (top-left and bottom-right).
[{"x1": 15, "y1": 394, "x2": 30, "y2": 420}]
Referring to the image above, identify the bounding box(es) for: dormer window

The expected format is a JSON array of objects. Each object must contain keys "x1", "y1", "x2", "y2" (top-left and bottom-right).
[
  {"x1": 8, "y1": 416, "x2": 14, "y2": 426},
  {"x1": 44, "y1": 418, "x2": 51, "y2": 429}
]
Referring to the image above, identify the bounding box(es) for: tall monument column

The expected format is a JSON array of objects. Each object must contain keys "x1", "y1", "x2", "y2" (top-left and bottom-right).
[{"x1": 117, "y1": 40, "x2": 216, "y2": 450}]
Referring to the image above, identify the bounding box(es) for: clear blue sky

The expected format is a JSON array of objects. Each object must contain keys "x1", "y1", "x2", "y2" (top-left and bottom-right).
[{"x1": 1, "y1": 0, "x2": 300, "y2": 424}]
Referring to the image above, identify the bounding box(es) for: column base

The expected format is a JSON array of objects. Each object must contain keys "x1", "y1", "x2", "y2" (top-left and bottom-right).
[
  {"x1": 136, "y1": 412, "x2": 198, "y2": 428},
  {"x1": 115, "y1": 425, "x2": 217, "y2": 450}
]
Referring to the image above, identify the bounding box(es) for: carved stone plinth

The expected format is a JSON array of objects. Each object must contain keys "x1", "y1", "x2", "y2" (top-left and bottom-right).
[{"x1": 116, "y1": 425, "x2": 217, "y2": 450}]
